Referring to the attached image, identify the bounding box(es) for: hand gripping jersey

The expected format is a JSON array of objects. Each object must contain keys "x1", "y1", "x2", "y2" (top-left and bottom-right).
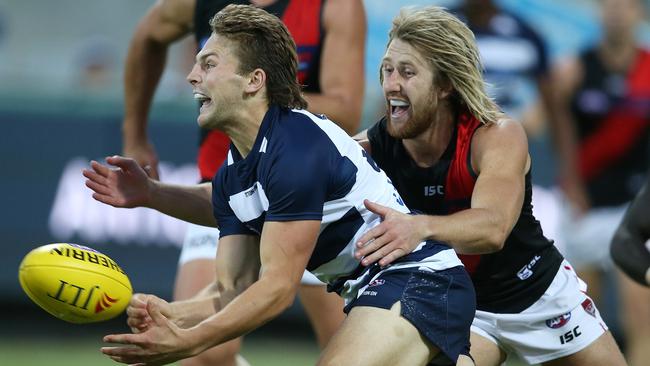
[
  {"x1": 367, "y1": 112, "x2": 564, "y2": 313},
  {"x1": 194, "y1": 0, "x2": 325, "y2": 181},
  {"x1": 570, "y1": 48, "x2": 650, "y2": 207},
  {"x1": 211, "y1": 106, "x2": 463, "y2": 304}
]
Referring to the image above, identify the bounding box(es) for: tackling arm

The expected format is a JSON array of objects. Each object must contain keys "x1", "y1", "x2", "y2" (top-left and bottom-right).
[
  {"x1": 425, "y1": 119, "x2": 529, "y2": 253},
  {"x1": 356, "y1": 120, "x2": 530, "y2": 266}
]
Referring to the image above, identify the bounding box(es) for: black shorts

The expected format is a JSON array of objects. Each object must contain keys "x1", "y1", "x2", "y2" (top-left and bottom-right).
[{"x1": 345, "y1": 266, "x2": 476, "y2": 366}]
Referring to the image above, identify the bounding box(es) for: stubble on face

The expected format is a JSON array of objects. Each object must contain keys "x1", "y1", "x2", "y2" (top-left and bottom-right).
[{"x1": 386, "y1": 86, "x2": 439, "y2": 139}]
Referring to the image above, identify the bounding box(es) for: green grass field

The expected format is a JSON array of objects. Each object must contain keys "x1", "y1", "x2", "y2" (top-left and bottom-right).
[
  {"x1": 0, "y1": 336, "x2": 533, "y2": 366},
  {"x1": 0, "y1": 336, "x2": 320, "y2": 366}
]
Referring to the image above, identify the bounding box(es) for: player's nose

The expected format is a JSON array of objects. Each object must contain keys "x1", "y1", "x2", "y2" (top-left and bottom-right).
[{"x1": 187, "y1": 63, "x2": 201, "y2": 85}]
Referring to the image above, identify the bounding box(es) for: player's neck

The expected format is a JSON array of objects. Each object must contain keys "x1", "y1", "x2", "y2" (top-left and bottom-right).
[
  {"x1": 222, "y1": 104, "x2": 269, "y2": 158},
  {"x1": 402, "y1": 104, "x2": 455, "y2": 168}
]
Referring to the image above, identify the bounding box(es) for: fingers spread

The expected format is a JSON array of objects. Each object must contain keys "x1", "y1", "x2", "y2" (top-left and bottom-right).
[
  {"x1": 107, "y1": 155, "x2": 135, "y2": 170},
  {"x1": 92, "y1": 192, "x2": 120, "y2": 207},
  {"x1": 85, "y1": 180, "x2": 113, "y2": 196},
  {"x1": 356, "y1": 225, "x2": 386, "y2": 249},
  {"x1": 90, "y1": 160, "x2": 110, "y2": 177}
]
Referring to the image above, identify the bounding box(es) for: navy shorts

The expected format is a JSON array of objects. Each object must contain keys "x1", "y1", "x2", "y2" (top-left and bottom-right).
[{"x1": 345, "y1": 266, "x2": 476, "y2": 366}]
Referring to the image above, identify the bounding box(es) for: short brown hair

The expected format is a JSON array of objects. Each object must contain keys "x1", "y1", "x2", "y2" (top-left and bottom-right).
[
  {"x1": 210, "y1": 4, "x2": 307, "y2": 109},
  {"x1": 386, "y1": 6, "x2": 502, "y2": 124}
]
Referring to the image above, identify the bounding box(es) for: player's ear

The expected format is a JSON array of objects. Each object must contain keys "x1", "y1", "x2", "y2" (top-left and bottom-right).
[
  {"x1": 245, "y1": 68, "x2": 266, "y2": 94},
  {"x1": 436, "y1": 72, "x2": 454, "y2": 99}
]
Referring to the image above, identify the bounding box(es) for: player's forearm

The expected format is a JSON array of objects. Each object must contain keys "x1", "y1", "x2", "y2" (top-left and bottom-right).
[
  {"x1": 189, "y1": 277, "x2": 296, "y2": 350},
  {"x1": 421, "y1": 209, "x2": 511, "y2": 254},
  {"x1": 303, "y1": 92, "x2": 362, "y2": 135},
  {"x1": 147, "y1": 181, "x2": 217, "y2": 227},
  {"x1": 171, "y1": 295, "x2": 220, "y2": 328},
  {"x1": 122, "y1": 34, "x2": 169, "y2": 144}
]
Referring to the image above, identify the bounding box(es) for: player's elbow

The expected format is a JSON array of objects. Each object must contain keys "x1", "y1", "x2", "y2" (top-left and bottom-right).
[
  {"x1": 481, "y1": 212, "x2": 510, "y2": 253},
  {"x1": 260, "y1": 275, "x2": 299, "y2": 315},
  {"x1": 483, "y1": 229, "x2": 507, "y2": 253}
]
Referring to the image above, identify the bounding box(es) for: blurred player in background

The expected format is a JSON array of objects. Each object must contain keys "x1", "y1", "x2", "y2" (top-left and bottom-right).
[
  {"x1": 86, "y1": 5, "x2": 476, "y2": 365},
  {"x1": 121, "y1": 0, "x2": 365, "y2": 365},
  {"x1": 353, "y1": 5, "x2": 627, "y2": 366},
  {"x1": 551, "y1": 0, "x2": 650, "y2": 364}
]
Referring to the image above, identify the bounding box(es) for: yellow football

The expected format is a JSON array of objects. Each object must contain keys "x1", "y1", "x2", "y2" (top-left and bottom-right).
[{"x1": 18, "y1": 243, "x2": 132, "y2": 324}]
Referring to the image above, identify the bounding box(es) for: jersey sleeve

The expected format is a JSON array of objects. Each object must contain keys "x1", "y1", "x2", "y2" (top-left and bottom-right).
[{"x1": 211, "y1": 165, "x2": 257, "y2": 237}]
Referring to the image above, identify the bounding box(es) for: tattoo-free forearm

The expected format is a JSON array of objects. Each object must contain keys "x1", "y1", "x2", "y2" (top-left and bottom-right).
[
  {"x1": 147, "y1": 181, "x2": 217, "y2": 227},
  {"x1": 188, "y1": 275, "x2": 296, "y2": 351},
  {"x1": 421, "y1": 208, "x2": 512, "y2": 254}
]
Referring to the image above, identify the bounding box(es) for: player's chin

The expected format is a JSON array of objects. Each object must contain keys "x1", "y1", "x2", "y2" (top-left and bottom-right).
[
  {"x1": 196, "y1": 113, "x2": 213, "y2": 129},
  {"x1": 386, "y1": 115, "x2": 410, "y2": 136}
]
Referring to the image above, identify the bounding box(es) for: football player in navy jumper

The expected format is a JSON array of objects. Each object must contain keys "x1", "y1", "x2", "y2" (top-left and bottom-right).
[{"x1": 84, "y1": 5, "x2": 475, "y2": 366}]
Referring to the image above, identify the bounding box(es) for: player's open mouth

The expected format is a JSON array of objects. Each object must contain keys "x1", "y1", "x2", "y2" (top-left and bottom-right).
[
  {"x1": 193, "y1": 92, "x2": 212, "y2": 110},
  {"x1": 390, "y1": 99, "x2": 410, "y2": 119}
]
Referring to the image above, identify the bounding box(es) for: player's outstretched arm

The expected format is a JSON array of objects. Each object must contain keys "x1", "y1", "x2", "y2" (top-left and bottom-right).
[
  {"x1": 101, "y1": 234, "x2": 259, "y2": 364},
  {"x1": 611, "y1": 180, "x2": 650, "y2": 286},
  {"x1": 122, "y1": 0, "x2": 195, "y2": 179},
  {"x1": 83, "y1": 155, "x2": 216, "y2": 227},
  {"x1": 101, "y1": 221, "x2": 318, "y2": 364},
  {"x1": 189, "y1": 220, "x2": 319, "y2": 347},
  {"x1": 302, "y1": 0, "x2": 366, "y2": 135}
]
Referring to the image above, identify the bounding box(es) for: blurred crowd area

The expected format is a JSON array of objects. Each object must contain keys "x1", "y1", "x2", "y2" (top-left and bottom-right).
[
  {"x1": 1, "y1": 0, "x2": 649, "y2": 364},
  {"x1": 0, "y1": 0, "x2": 648, "y2": 127}
]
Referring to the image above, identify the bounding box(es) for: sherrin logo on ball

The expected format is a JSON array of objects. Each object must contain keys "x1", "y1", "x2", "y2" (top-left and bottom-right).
[{"x1": 18, "y1": 243, "x2": 132, "y2": 324}]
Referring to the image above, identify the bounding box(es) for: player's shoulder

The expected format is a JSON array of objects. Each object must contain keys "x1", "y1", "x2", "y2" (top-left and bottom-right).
[
  {"x1": 266, "y1": 109, "x2": 338, "y2": 154},
  {"x1": 473, "y1": 116, "x2": 528, "y2": 151}
]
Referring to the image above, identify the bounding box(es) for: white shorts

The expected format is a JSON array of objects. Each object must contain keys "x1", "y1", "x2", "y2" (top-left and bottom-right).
[
  {"x1": 179, "y1": 222, "x2": 325, "y2": 286},
  {"x1": 560, "y1": 201, "x2": 628, "y2": 269},
  {"x1": 471, "y1": 260, "x2": 608, "y2": 364}
]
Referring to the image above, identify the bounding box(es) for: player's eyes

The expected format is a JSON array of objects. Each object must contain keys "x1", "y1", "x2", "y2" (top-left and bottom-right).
[{"x1": 382, "y1": 65, "x2": 394, "y2": 73}]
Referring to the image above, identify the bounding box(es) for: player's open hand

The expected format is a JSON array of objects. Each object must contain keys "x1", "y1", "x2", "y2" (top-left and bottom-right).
[
  {"x1": 355, "y1": 199, "x2": 426, "y2": 267},
  {"x1": 83, "y1": 156, "x2": 153, "y2": 208},
  {"x1": 126, "y1": 294, "x2": 173, "y2": 334},
  {"x1": 102, "y1": 299, "x2": 196, "y2": 365}
]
